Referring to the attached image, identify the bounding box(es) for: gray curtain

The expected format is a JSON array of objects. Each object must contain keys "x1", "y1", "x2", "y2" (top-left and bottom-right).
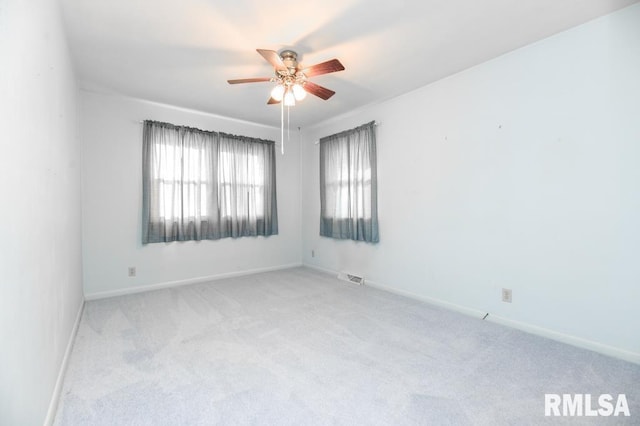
[
  {"x1": 319, "y1": 121, "x2": 379, "y2": 243},
  {"x1": 142, "y1": 121, "x2": 278, "y2": 243}
]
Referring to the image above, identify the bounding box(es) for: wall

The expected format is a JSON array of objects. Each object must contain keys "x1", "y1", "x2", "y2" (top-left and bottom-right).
[
  {"x1": 80, "y1": 92, "x2": 302, "y2": 297},
  {"x1": 0, "y1": 1, "x2": 84, "y2": 425},
  {"x1": 301, "y1": 4, "x2": 640, "y2": 361}
]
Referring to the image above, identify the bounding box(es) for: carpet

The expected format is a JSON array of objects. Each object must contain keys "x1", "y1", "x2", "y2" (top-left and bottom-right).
[{"x1": 54, "y1": 267, "x2": 639, "y2": 425}]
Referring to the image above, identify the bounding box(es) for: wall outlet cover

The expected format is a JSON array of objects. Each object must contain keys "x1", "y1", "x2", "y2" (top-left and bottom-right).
[{"x1": 502, "y1": 288, "x2": 512, "y2": 303}]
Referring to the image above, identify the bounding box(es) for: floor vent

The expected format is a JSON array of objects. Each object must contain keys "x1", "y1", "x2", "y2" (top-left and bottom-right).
[{"x1": 337, "y1": 273, "x2": 365, "y2": 285}]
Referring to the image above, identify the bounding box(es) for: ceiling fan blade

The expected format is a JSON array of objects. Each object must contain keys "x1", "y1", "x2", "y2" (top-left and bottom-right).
[
  {"x1": 267, "y1": 97, "x2": 281, "y2": 105},
  {"x1": 303, "y1": 81, "x2": 336, "y2": 100},
  {"x1": 301, "y1": 59, "x2": 345, "y2": 77},
  {"x1": 257, "y1": 49, "x2": 286, "y2": 71},
  {"x1": 227, "y1": 77, "x2": 272, "y2": 84}
]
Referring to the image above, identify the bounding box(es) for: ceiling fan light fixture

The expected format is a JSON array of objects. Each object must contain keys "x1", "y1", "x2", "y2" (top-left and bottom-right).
[
  {"x1": 270, "y1": 84, "x2": 285, "y2": 101},
  {"x1": 227, "y1": 49, "x2": 345, "y2": 154},
  {"x1": 292, "y1": 83, "x2": 306, "y2": 101}
]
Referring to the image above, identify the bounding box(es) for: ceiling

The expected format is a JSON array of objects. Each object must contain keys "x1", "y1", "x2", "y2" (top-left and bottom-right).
[{"x1": 61, "y1": 0, "x2": 638, "y2": 128}]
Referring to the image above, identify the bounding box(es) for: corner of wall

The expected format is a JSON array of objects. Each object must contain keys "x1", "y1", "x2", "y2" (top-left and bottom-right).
[{"x1": 43, "y1": 300, "x2": 85, "y2": 426}]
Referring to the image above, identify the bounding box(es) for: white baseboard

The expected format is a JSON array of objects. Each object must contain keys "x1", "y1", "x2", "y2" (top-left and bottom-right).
[
  {"x1": 366, "y1": 278, "x2": 488, "y2": 319},
  {"x1": 303, "y1": 262, "x2": 640, "y2": 365},
  {"x1": 302, "y1": 263, "x2": 339, "y2": 277},
  {"x1": 85, "y1": 263, "x2": 303, "y2": 301},
  {"x1": 485, "y1": 314, "x2": 640, "y2": 364},
  {"x1": 44, "y1": 300, "x2": 85, "y2": 426},
  {"x1": 304, "y1": 263, "x2": 486, "y2": 318}
]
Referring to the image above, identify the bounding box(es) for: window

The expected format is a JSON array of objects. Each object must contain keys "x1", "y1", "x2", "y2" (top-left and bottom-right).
[
  {"x1": 319, "y1": 121, "x2": 379, "y2": 243},
  {"x1": 156, "y1": 146, "x2": 210, "y2": 219},
  {"x1": 218, "y1": 150, "x2": 265, "y2": 219},
  {"x1": 142, "y1": 121, "x2": 278, "y2": 243}
]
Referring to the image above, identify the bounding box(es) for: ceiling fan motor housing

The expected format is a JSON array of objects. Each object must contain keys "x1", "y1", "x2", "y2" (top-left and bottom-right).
[{"x1": 279, "y1": 50, "x2": 299, "y2": 73}]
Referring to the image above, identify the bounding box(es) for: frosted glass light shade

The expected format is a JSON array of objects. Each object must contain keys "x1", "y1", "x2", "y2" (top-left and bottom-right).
[
  {"x1": 292, "y1": 84, "x2": 307, "y2": 101},
  {"x1": 270, "y1": 84, "x2": 285, "y2": 101},
  {"x1": 284, "y1": 89, "x2": 296, "y2": 106}
]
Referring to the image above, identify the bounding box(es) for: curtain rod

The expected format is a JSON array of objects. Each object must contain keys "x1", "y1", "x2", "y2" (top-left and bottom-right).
[
  {"x1": 137, "y1": 120, "x2": 275, "y2": 145},
  {"x1": 313, "y1": 121, "x2": 380, "y2": 145},
  {"x1": 138, "y1": 120, "x2": 380, "y2": 145},
  {"x1": 139, "y1": 120, "x2": 381, "y2": 127}
]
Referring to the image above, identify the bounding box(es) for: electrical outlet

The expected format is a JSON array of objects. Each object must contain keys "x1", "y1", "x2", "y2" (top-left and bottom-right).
[
  {"x1": 128, "y1": 267, "x2": 136, "y2": 277},
  {"x1": 502, "y1": 288, "x2": 512, "y2": 303}
]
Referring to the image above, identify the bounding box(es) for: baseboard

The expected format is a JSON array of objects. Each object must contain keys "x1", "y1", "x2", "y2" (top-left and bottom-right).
[
  {"x1": 302, "y1": 263, "x2": 340, "y2": 277},
  {"x1": 304, "y1": 263, "x2": 486, "y2": 318},
  {"x1": 302, "y1": 262, "x2": 640, "y2": 365},
  {"x1": 366, "y1": 278, "x2": 488, "y2": 319},
  {"x1": 485, "y1": 314, "x2": 640, "y2": 364},
  {"x1": 43, "y1": 299, "x2": 85, "y2": 426},
  {"x1": 85, "y1": 263, "x2": 303, "y2": 300}
]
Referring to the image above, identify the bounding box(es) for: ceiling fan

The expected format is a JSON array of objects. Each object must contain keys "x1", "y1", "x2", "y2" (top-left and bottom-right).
[{"x1": 227, "y1": 49, "x2": 345, "y2": 106}]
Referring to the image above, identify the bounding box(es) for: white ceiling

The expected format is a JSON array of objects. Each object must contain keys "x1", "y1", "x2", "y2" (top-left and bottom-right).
[{"x1": 61, "y1": 0, "x2": 638, "y2": 128}]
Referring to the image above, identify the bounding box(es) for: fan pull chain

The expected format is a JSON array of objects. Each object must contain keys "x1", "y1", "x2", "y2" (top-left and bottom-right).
[
  {"x1": 287, "y1": 106, "x2": 290, "y2": 143},
  {"x1": 280, "y1": 100, "x2": 284, "y2": 155}
]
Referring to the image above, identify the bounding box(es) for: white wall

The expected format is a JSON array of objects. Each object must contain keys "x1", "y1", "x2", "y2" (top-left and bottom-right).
[
  {"x1": 301, "y1": 4, "x2": 640, "y2": 361},
  {"x1": 80, "y1": 92, "x2": 302, "y2": 297},
  {"x1": 0, "y1": 1, "x2": 84, "y2": 425}
]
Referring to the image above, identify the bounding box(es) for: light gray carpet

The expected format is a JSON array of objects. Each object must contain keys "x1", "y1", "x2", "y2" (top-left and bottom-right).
[{"x1": 54, "y1": 267, "x2": 639, "y2": 425}]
